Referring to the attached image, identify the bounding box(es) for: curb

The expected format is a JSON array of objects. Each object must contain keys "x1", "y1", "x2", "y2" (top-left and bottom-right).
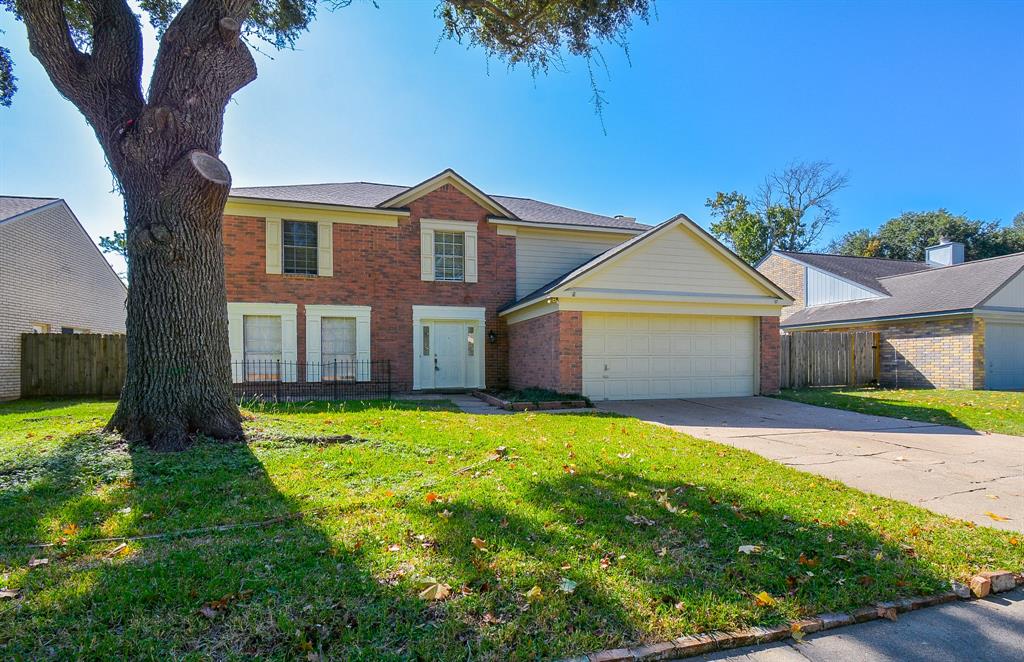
[{"x1": 566, "y1": 573, "x2": 1024, "y2": 662}]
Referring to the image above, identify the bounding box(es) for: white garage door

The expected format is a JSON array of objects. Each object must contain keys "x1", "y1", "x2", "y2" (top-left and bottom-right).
[
  {"x1": 986, "y1": 321, "x2": 1024, "y2": 390},
  {"x1": 582, "y1": 313, "x2": 756, "y2": 400}
]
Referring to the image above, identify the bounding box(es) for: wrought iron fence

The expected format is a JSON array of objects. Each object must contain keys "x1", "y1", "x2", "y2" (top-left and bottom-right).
[{"x1": 231, "y1": 360, "x2": 391, "y2": 402}]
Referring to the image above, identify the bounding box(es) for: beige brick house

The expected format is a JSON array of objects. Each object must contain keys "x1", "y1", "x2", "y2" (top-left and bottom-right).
[
  {"x1": 757, "y1": 244, "x2": 1024, "y2": 390},
  {"x1": 0, "y1": 197, "x2": 127, "y2": 399}
]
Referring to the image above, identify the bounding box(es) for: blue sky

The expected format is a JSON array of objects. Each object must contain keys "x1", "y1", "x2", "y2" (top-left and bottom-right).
[{"x1": 2, "y1": 1, "x2": 1022, "y2": 274}]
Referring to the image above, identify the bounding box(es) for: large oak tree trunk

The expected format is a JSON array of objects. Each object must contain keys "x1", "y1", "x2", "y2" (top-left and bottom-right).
[
  {"x1": 107, "y1": 152, "x2": 243, "y2": 450},
  {"x1": 17, "y1": 1, "x2": 258, "y2": 449}
]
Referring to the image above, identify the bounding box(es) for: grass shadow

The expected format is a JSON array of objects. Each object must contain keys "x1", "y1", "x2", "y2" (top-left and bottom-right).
[{"x1": 779, "y1": 388, "x2": 975, "y2": 431}]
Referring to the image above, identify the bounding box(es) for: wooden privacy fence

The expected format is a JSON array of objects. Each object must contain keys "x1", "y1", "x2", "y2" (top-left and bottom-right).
[
  {"x1": 780, "y1": 331, "x2": 879, "y2": 389},
  {"x1": 21, "y1": 333, "x2": 126, "y2": 397}
]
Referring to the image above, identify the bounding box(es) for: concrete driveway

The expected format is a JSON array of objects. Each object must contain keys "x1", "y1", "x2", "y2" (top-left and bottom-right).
[{"x1": 596, "y1": 397, "x2": 1024, "y2": 531}]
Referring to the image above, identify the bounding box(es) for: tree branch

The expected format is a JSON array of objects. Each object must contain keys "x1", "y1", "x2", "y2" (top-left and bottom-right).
[
  {"x1": 147, "y1": 0, "x2": 258, "y2": 155},
  {"x1": 18, "y1": 0, "x2": 144, "y2": 171}
]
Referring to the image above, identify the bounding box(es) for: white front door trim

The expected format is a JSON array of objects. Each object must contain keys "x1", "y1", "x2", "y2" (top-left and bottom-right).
[
  {"x1": 304, "y1": 304, "x2": 372, "y2": 382},
  {"x1": 412, "y1": 305, "x2": 486, "y2": 389}
]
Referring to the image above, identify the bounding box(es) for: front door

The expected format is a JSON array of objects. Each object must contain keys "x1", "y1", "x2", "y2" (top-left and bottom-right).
[{"x1": 432, "y1": 321, "x2": 466, "y2": 388}]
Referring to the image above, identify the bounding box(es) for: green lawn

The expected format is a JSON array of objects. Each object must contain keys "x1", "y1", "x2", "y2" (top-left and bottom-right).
[
  {"x1": 1, "y1": 399, "x2": 1020, "y2": 659},
  {"x1": 777, "y1": 388, "x2": 1024, "y2": 437}
]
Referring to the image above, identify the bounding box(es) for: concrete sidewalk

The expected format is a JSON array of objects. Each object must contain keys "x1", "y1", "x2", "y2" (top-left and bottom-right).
[
  {"x1": 693, "y1": 587, "x2": 1024, "y2": 661},
  {"x1": 597, "y1": 397, "x2": 1024, "y2": 531}
]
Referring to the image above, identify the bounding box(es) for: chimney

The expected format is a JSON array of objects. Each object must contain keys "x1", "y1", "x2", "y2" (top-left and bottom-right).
[{"x1": 925, "y1": 236, "x2": 965, "y2": 267}]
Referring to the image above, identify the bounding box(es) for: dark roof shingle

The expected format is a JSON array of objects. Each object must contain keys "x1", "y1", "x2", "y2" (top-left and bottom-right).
[
  {"x1": 0, "y1": 196, "x2": 59, "y2": 223},
  {"x1": 775, "y1": 250, "x2": 926, "y2": 293},
  {"x1": 783, "y1": 252, "x2": 1024, "y2": 327},
  {"x1": 230, "y1": 181, "x2": 647, "y2": 232}
]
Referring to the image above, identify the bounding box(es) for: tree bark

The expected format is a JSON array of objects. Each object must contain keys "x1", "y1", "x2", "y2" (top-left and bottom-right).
[
  {"x1": 17, "y1": 0, "x2": 258, "y2": 449},
  {"x1": 107, "y1": 151, "x2": 243, "y2": 451}
]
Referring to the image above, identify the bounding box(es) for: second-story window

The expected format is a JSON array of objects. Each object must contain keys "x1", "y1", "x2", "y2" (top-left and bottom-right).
[
  {"x1": 434, "y1": 231, "x2": 465, "y2": 282},
  {"x1": 282, "y1": 220, "x2": 318, "y2": 275}
]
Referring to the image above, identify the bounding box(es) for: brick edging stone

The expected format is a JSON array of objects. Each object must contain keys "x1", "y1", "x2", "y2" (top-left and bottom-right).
[{"x1": 564, "y1": 572, "x2": 1024, "y2": 662}]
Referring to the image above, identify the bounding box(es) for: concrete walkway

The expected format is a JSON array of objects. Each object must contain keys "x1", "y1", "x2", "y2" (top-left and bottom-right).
[
  {"x1": 596, "y1": 397, "x2": 1024, "y2": 532},
  {"x1": 693, "y1": 587, "x2": 1024, "y2": 661}
]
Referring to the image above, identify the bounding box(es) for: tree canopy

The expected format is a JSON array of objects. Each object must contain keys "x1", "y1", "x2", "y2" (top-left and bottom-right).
[
  {"x1": 706, "y1": 160, "x2": 849, "y2": 264},
  {"x1": 1, "y1": 0, "x2": 651, "y2": 109},
  {"x1": 827, "y1": 209, "x2": 1024, "y2": 261}
]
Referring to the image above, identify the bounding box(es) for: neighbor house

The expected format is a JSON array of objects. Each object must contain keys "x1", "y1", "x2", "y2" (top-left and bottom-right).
[
  {"x1": 757, "y1": 242, "x2": 1024, "y2": 390},
  {"x1": 0, "y1": 197, "x2": 128, "y2": 399},
  {"x1": 223, "y1": 169, "x2": 793, "y2": 400}
]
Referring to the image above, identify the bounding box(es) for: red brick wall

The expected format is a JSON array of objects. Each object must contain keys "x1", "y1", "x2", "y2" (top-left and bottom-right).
[
  {"x1": 507, "y1": 311, "x2": 583, "y2": 394},
  {"x1": 224, "y1": 184, "x2": 516, "y2": 392},
  {"x1": 759, "y1": 317, "x2": 781, "y2": 394}
]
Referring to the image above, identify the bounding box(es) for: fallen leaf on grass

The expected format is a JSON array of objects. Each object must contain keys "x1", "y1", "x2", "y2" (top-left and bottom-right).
[
  {"x1": 471, "y1": 537, "x2": 488, "y2": 551},
  {"x1": 791, "y1": 623, "x2": 805, "y2": 643},
  {"x1": 1010, "y1": 537, "x2": 1019, "y2": 546},
  {"x1": 558, "y1": 578, "x2": 578, "y2": 594},
  {"x1": 386, "y1": 544, "x2": 401, "y2": 553},
  {"x1": 418, "y1": 583, "x2": 451, "y2": 601},
  {"x1": 738, "y1": 545, "x2": 763, "y2": 555},
  {"x1": 28, "y1": 558, "x2": 49, "y2": 568},
  {"x1": 797, "y1": 553, "x2": 818, "y2": 567},
  {"x1": 858, "y1": 576, "x2": 875, "y2": 587},
  {"x1": 0, "y1": 589, "x2": 20, "y2": 600},
  {"x1": 525, "y1": 585, "x2": 543, "y2": 602},
  {"x1": 199, "y1": 605, "x2": 220, "y2": 619},
  {"x1": 985, "y1": 511, "x2": 1011, "y2": 522},
  {"x1": 425, "y1": 492, "x2": 439, "y2": 504},
  {"x1": 753, "y1": 591, "x2": 776, "y2": 607},
  {"x1": 625, "y1": 514, "x2": 656, "y2": 526},
  {"x1": 481, "y1": 612, "x2": 504, "y2": 625}
]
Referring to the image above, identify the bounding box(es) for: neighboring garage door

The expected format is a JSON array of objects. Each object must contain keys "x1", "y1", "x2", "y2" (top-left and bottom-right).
[
  {"x1": 986, "y1": 321, "x2": 1024, "y2": 390},
  {"x1": 582, "y1": 312, "x2": 756, "y2": 400}
]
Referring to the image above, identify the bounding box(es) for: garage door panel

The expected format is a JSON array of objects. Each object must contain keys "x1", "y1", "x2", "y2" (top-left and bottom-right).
[
  {"x1": 985, "y1": 321, "x2": 1024, "y2": 390},
  {"x1": 582, "y1": 312, "x2": 755, "y2": 400}
]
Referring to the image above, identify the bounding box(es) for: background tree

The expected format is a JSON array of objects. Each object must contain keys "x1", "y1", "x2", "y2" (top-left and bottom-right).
[
  {"x1": 827, "y1": 209, "x2": 1024, "y2": 261},
  {"x1": 1, "y1": 0, "x2": 651, "y2": 450},
  {"x1": 99, "y1": 229, "x2": 127, "y2": 260},
  {"x1": 706, "y1": 160, "x2": 849, "y2": 264}
]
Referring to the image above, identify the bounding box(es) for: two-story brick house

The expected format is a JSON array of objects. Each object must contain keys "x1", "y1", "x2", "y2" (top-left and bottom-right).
[{"x1": 223, "y1": 169, "x2": 793, "y2": 399}]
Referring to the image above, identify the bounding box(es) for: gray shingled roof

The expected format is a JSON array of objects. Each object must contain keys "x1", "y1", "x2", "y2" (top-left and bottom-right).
[
  {"x1": 0, "y1": 196, "x2": 59, "y2": 223},
  {"x1": 783, "y1": 251, "x2": 1024, "y2": 327},
  {"x1": 775, "y1": 250, "x2": 926, "y2": 293},
  {"x1": 230, "y1": 181, "x2": 648, "y2": 231}
]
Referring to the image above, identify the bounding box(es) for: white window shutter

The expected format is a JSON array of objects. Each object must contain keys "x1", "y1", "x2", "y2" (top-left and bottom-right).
[
  {"x1": 317, "y1": 221, "x2": 333, "y2": 277},
  {"x1": 281, "y1": 310, "x2": 298, "y2": 382},
  {"x1": 464, "y1": 231, "x2": 478, "y2": 283},
  {"x1": 420, "y1": 228, "x2": 434, "y2": 281},
  {"x1": 265, "y1": 217, "x2": 282, "y2": 274},
  {"x1": 305, "y1": 309, "x2": 322, "y2": 382},
  {"x1": 227, "y1": 309, "x2": 244, "y2": 382}
]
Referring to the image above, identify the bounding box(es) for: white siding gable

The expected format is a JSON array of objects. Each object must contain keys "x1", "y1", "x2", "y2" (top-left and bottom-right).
[
  {"x1": 984, "y1": 269, "x2": 1024, "y2": 310},
  {"x1": 0, "y1": 202, "x2": 127, "y2": 399},
  {"x1": 805, "y1": 266, "x2": 883, "y2": 307},
  {"x1": 573, "y1": 224, "x2": 772, "y2": 298},
  {"x1": 515, "y1": 229, "x2": 625, "y2": 298}
]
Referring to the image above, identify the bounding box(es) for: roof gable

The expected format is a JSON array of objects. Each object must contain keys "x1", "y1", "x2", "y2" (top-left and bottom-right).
[
  {"x1": 376, "y1": 169, "x2": 517, "y2": 218},
  {"x1": 770, "y1": 250, "x2": 926, "y2": 293},
  {"x1": 502, "y1": 214, "x2": 793, "y2": 314}
]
